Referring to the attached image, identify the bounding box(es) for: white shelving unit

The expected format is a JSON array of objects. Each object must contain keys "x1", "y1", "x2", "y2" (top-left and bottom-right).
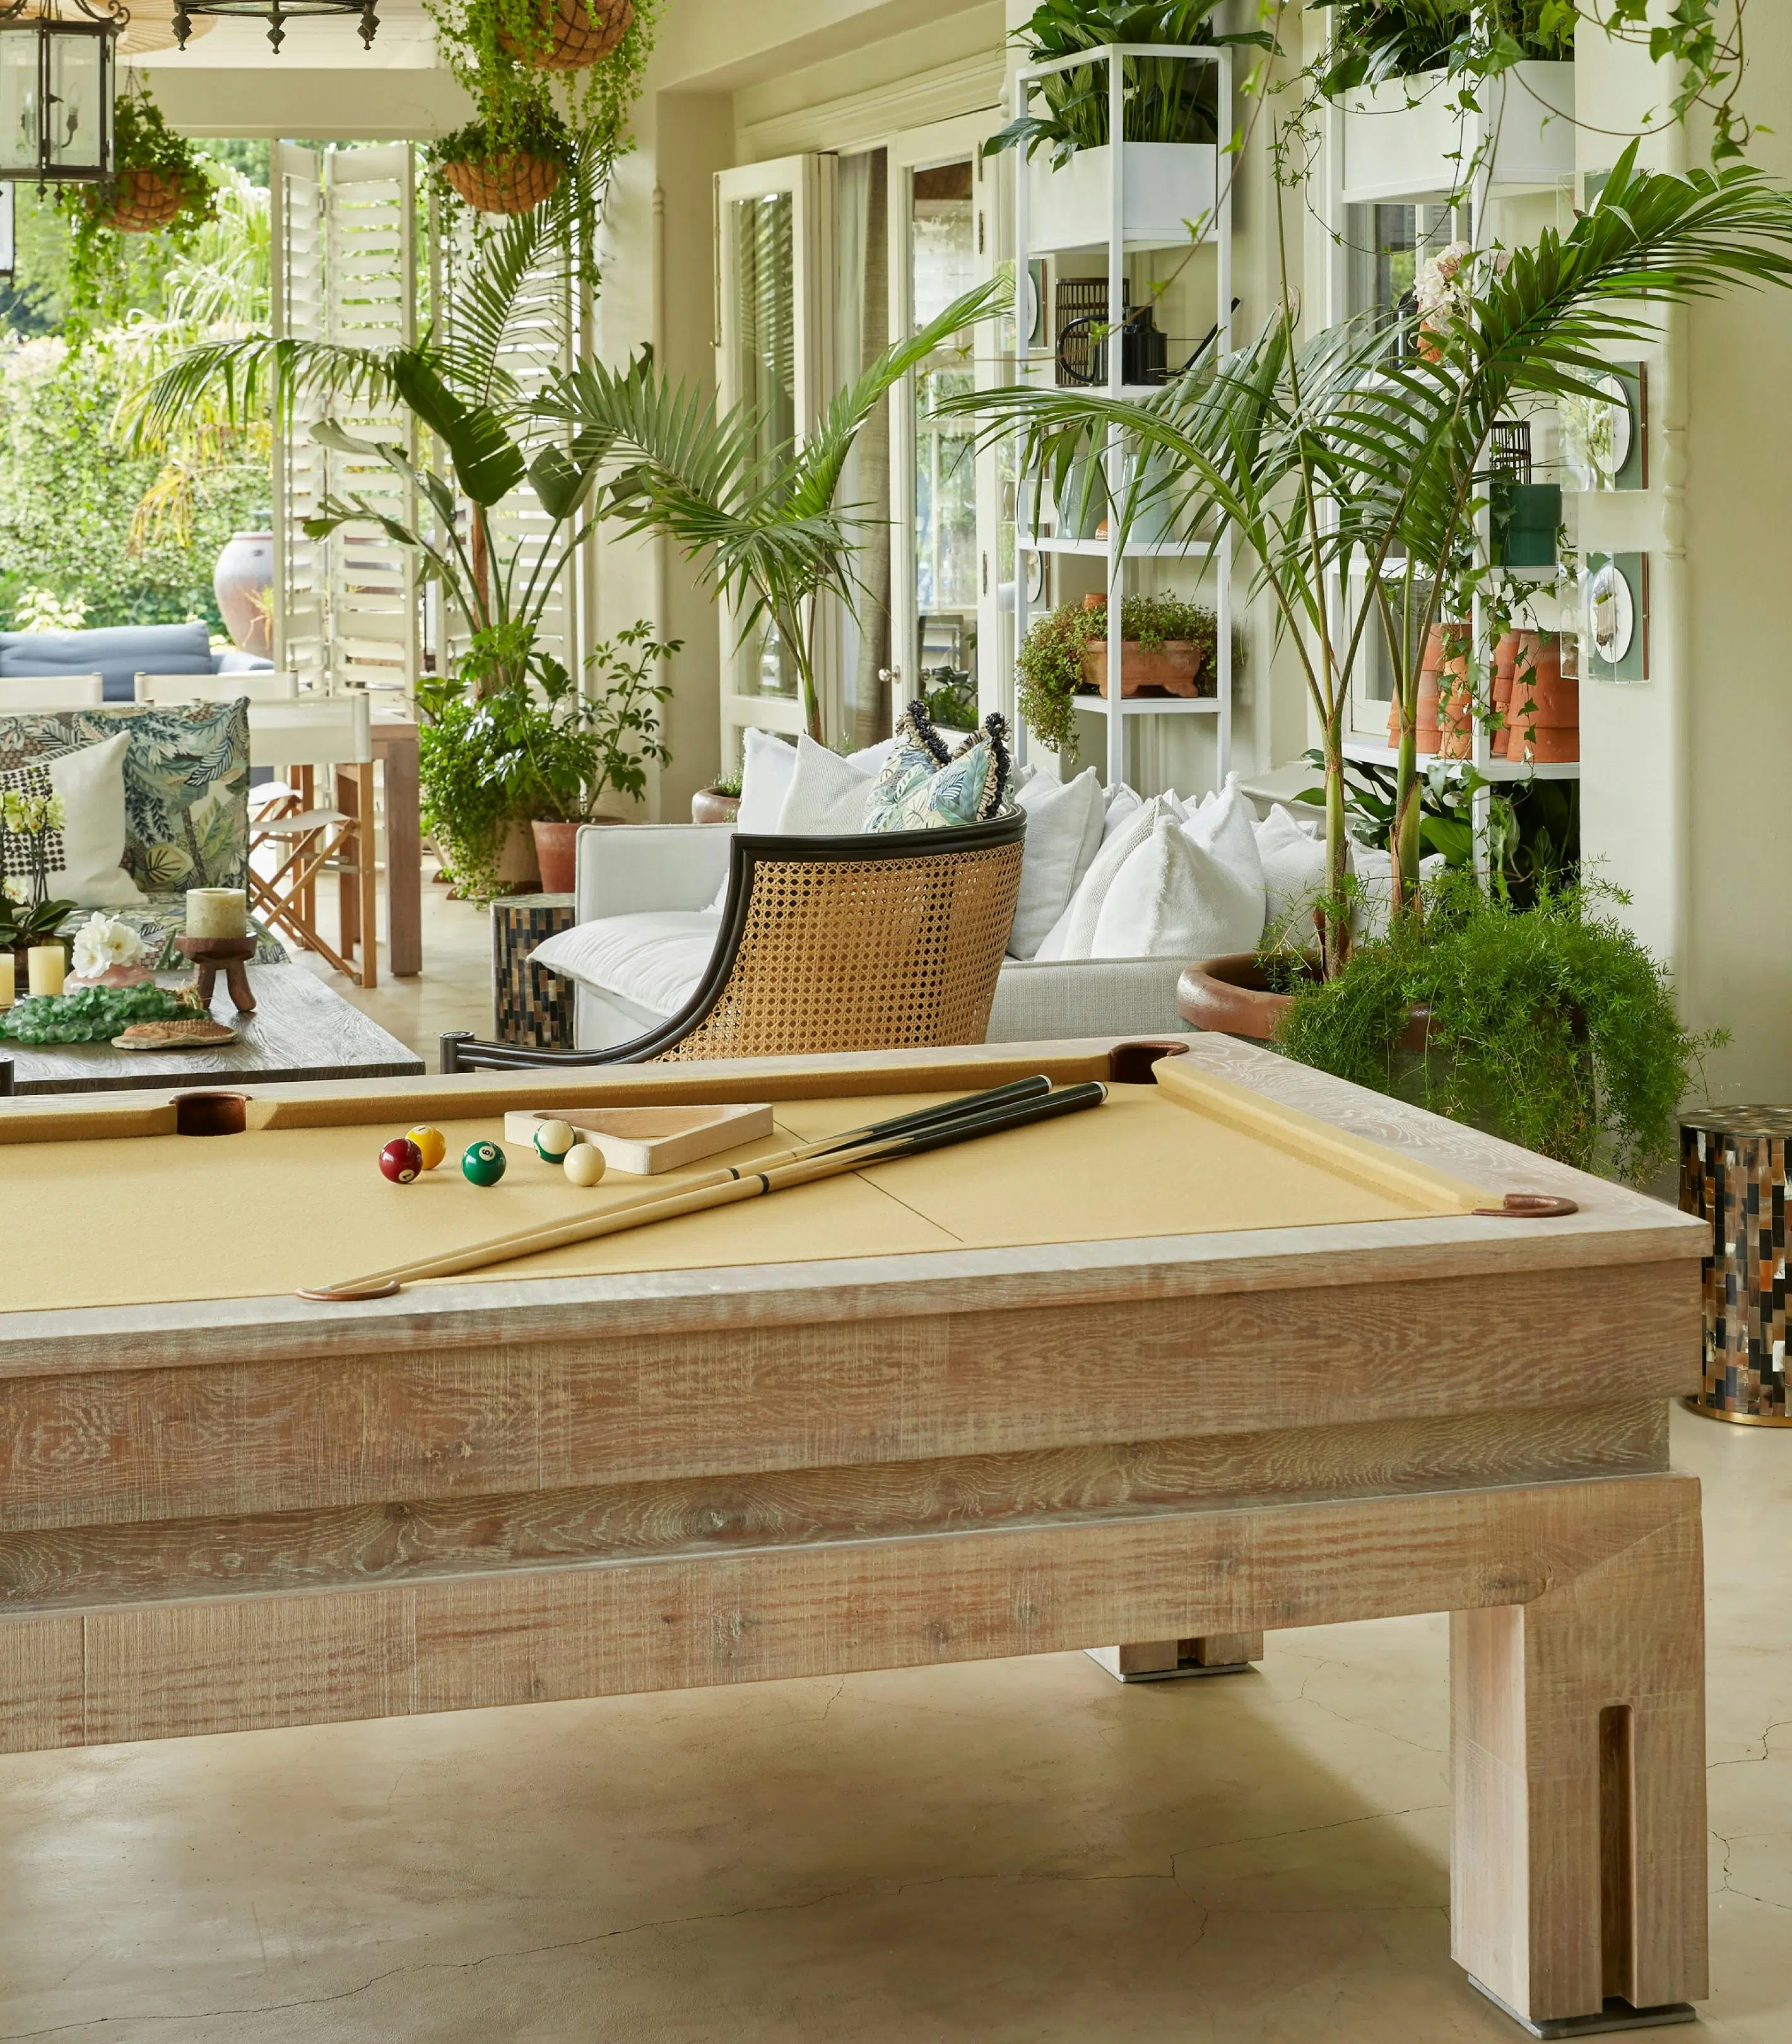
[
  {"x1": 1010, "y1": 41, "x2": 1232, "y2": 793},
  {"x1": 1321, "y1": 59, "x2": 1581, "y2": 871}
]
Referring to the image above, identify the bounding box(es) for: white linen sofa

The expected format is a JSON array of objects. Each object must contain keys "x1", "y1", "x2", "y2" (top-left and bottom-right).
[{"x1": 560, "y1": 823, "x2": 1191, "y2": 1051}]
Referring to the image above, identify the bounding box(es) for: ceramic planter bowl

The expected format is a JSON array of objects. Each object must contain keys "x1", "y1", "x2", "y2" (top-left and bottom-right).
[
  {"x1": 1178, "y1": 952, "x2": 1430, "y2": 1052},
  {"x1": 692, "y1": 787, "x2": 741, "y2": 825},
  {"x1": 213, "y1": 531, "x2": 274, "y2": 657}
]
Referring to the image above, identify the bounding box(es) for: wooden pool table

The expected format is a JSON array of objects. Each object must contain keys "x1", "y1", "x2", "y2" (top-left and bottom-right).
[{"x1": 0, "y1": 1035, "x2": 1709, "y2": 2037}]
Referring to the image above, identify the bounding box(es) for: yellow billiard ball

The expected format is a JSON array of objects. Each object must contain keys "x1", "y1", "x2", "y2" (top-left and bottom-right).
[
  {"x1": 563, "y1": 1143, "x2": 606, "y2": 1188},
  {"x1": 407, "y1": 1125, "x2": 447, "y2": 1172}
]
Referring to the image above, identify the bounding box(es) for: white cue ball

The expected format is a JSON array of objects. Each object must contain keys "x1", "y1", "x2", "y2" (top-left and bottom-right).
[{"x1": 563, "y1": 1142, "x2": 606, "y2": 1188}]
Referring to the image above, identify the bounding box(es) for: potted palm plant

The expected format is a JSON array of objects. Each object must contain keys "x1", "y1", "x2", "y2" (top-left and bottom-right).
[{"x1": 538, "y1": 276, "x2": 1005, "y2": 745}]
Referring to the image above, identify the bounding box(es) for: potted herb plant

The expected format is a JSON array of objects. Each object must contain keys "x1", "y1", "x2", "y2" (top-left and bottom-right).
[{"x1": 1016, "y1": 591, "x2": 1217, "y2": 764}]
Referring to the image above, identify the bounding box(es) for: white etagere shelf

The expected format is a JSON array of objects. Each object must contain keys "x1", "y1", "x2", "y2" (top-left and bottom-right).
[
  {"x1": 1321, "y1": 50, "x2": 1582, "y2": 872},
  {"x1": 1010, "y1": 40, "x2": 1232, "y2": 793}
]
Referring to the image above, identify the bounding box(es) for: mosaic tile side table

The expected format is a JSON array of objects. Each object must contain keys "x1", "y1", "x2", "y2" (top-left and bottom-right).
[
  {"x1": 1680, "y1": 1105, "x2": 1792, "y2": 1424},
  {"x1": 492, "y1": 893, "x2": 577, "y2": 1052}
]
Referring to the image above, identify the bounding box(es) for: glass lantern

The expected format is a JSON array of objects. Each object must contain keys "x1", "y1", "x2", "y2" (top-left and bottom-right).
[{"x1": 0, "y1": 3, "x2": 118, "y2": 184}]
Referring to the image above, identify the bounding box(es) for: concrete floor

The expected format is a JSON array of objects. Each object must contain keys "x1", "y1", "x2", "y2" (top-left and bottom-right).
[{"x1": 3, "y1": 887, "x2": 1786, "y2": 2042}]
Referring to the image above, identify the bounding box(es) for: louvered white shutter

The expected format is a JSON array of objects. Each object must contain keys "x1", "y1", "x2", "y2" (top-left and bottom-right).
[
  {"x1": 324, "y1": 144, "x2": 420, "y2": 694},
  {"x1": 270, "y1": 142, "x2": 326, "y2": 692}
]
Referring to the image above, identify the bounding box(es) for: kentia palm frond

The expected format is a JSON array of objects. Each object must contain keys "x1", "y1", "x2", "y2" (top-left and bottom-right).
[{"x1": 117, "y1": 334, "x2": 403, "y2": 452}]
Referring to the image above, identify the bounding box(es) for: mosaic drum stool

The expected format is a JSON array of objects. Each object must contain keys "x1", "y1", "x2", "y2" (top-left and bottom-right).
[
  {"x1": 490, "y1": 893, "x2": 577, "y2": 1053},
  {"x1": 1680, "y1": 1105, "x2": 1792, "y2": 1424}
]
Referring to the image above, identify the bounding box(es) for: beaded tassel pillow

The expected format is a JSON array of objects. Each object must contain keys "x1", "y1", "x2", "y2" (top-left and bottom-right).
[{"x1": 863, "y1": 702, "x2": 1013, "y2": 833}]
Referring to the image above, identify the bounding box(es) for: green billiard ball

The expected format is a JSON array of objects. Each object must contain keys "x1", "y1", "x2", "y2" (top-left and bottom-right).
[
  {"x1": 533, "y1": 1118, "x2": 575, "y2": 1165},
  {"x1": 461, "y1": 1139, "x2": 507, "y2": 1187}
]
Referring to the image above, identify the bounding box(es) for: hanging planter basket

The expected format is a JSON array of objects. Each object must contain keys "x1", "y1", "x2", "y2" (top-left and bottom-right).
[
  {"x1": 93, "y1": 169, "x2": 191, "y2": 235},
  {"x1": 439, "y1": 150, "x2": 563, "y2": 214},
  {"x1": 499, "y1": 0, "x2": 633, "y2": 71}
]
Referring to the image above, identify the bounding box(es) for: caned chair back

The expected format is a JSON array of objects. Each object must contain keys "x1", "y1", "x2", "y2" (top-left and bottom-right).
[
  {"x1": 134, "y1": 671, "x2": 300, "y2": 706},
  {"x1": 441, "y1": 811, "x2": 1029, "y2": 1073},
  {"x1": 0, "y1": 673, "x2": 104, "y2": 710},
  {"x1": 247, "y1": 693, "x2": 373, "y2": 772}
]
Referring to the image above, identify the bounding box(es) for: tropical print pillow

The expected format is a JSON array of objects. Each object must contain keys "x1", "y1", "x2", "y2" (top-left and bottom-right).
[
  {"x1": 864, "y1": 703, "x2": 1013, "y2": 833},
  {"x1": 0, "y1": 701, "x2": 249, "y2": 893}
]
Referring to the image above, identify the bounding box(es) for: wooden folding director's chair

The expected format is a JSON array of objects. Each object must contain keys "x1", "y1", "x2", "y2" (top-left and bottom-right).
[{"x1": 245, "y1": 695, "x2": 378, "y2": 989}]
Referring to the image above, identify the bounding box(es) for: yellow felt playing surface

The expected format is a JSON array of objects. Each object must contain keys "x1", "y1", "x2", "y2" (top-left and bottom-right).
[{"x1": 4, "y1": 1068, "x2": 1490, "y2": 1313}]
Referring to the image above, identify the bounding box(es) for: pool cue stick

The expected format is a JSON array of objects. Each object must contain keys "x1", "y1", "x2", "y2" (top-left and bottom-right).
[
  {"x1": 300, "y1": 1081, "x2": 1107, "y2": 1303},
  {"x1": 343, "y1": 1076, "x2": 1058, "y2": 1301}
]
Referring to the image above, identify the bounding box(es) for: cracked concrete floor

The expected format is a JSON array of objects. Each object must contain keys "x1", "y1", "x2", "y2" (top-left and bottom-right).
[{"x1": 0, "y1": 1407, "x2": 1784, "y2": 2043}]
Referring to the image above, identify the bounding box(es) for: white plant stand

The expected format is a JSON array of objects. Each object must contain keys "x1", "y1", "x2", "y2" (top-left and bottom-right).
[{"x1": 1011, "y1": 40, "x2": 1233, "y2": 795}]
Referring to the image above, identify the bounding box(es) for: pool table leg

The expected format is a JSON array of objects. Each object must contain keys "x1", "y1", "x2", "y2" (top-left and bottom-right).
[
  {"x1": 1087, "y1": 1633, "x2": 1264, "y2": 1683},
  {"x1": 1449, "y1": 1475, "x2": 1707, "y2": 2035}
]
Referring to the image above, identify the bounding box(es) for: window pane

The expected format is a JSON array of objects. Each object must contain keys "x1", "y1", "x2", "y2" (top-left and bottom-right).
[
  {"x1": 728, "y1": 191, "x2": 796, "y2": 696},
  {"x1": 911, "y1": 160, "x2": 977, "y2": 696}
]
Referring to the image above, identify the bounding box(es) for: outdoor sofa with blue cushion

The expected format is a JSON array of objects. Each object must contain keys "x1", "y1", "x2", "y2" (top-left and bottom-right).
[{"x1": 0, "y1": 622, "x2": 273, "y2": 704}]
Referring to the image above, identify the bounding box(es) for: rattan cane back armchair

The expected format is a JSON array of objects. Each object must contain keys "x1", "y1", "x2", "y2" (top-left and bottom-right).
[{"x1": 441, "y1": 808, "x2": 1027, "y2": 1073}]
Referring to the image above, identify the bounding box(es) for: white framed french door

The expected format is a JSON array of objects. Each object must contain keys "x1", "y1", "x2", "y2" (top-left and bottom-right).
[
  {"x1": 714, "y1": 153, "x2": 837, "y2": 760},
  {"x1": 887, "y1": 113, "x2": 1003, "y2": 737}
]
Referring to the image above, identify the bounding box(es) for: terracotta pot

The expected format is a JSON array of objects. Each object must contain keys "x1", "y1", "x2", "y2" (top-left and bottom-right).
[
  {"x1": 440, "y1": 152, "x2": 562, "y2": 215},
  {"x1": 1414, "y1": 668, "x2": 1442, "y2": 756},
  {"x1": 692, "y1": 787, "x2": 742, "y2": 825},
  {"x1": 1080, "y1": 641, "x2": 1206, "y2": 698},
  {"x1": 66, "y1": 962, "x2": 155, "y2": 990},
  {"x1": 95, "y1": 168, "x2": 188, "y2": 233},
  {"x1": 495, "y1": 818, "x2": 543, "y2": 890},
  {"x1": 1179, "y1": 953, "x2": 1430, "y2": 1050},
  {"x1": 500, "y1": 0, "x2": 633, "y2": 69},
  {"x1": 213, "y1": 531, "x2": 273, "y2": 657},
  {"x1": 531, "y1": 819, "x2": 580, "y2": 895}
]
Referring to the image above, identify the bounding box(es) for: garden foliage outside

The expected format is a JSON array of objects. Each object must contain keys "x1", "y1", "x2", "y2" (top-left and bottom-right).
[{"x1": 0, "y1": 148, "x2": 269, "y2": 635}]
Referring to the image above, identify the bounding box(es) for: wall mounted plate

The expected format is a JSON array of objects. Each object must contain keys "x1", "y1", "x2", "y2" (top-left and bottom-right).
[
  {"x1": 1564, "y1": 362, "x2": 1646, "y2": 491},
  {"x1": 1583, "y1": 553, "x2": 1649, "y2": 682}
]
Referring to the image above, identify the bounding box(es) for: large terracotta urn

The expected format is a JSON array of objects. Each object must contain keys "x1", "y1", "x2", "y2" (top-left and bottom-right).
[{"x1": 213, "y1": 531, "x2": 274, "y2": 657}]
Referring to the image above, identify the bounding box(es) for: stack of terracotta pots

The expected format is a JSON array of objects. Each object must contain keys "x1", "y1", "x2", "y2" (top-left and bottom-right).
[
  {"x1": 1388, "y1": 623, "x2": 1472, "y2": 758},
  {"x1": 1502, "y1": 630, "x2": 1578, "y2": 762}
]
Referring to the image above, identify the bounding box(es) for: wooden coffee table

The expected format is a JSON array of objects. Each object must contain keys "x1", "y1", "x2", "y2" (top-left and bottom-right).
[{"x1": 0, "y1": 965, "x2": 425, "y2": 1095}]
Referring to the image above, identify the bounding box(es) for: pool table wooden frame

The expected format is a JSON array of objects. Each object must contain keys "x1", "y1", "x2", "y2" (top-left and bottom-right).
[{"x1": 0, "y1": 1033, "x2": 1709, "y2": 2037}]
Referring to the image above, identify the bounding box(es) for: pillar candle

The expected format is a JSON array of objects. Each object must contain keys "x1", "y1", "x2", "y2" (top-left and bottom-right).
[
  {"x1": 186, "y1": 889, "x2": 249, "y2": 940},
  {"x1": 0, "y1": 954, "x2": 15, "y2": 1009},
  {"x1": 27, "y1": 944, "x2": 66, "y2": 998}
]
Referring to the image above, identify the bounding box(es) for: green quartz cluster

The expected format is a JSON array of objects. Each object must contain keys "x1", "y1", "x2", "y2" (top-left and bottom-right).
[{"x1": 0, "y1": 983, "x2": 187, "y2": 1044}]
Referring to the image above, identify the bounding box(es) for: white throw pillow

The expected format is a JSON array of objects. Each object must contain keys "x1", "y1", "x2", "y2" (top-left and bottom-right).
[
  {"x1": 1091, "y1": 814, "x2": 1268, "y2": 960},
  {"x1": 1189, "y1": 773, "x2": 1267, "y2": 894},
  {"x1": 776, "y1": 734, "x2": 876, "y2": 835},
  {"x1": 1256, "y1": 804, "x2": 1330, "y2": 942},
  {"x1": 709, "y1": 729, "x2": 803, "y2": 912},
  {"x1": 1009, "y1": 766, "x2": 1104, "y2": 960},
  {"x1": 0, "y1": 733, "x2": 143, "y2": 909},
  {"x1": 736, "y1": 727, "x2": 798, "y2": 833},
  {"x1": 846, "y1": 737, "x2": 898, "y2": 777},
  {"x1": 531, "y1": 910, "x2": 721, "y2": 1018},
  {"x1": 1036, "y1": 793, "x2": 1165, "y2": 961},
  {"x1": 1102, "y1": 782, "x2": 1143, "y2": 840}
]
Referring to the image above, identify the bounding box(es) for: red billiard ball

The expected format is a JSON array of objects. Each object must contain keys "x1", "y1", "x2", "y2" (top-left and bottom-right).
[{"x1": 380, "y1": 1137, "x2": 425, "y2": 1184}]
